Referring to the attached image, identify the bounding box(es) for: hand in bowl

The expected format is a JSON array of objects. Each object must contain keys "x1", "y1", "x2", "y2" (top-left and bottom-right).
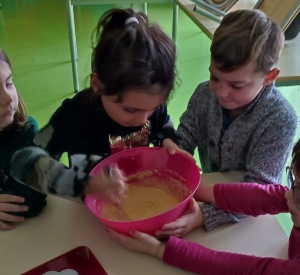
[
  {"x1": 155, "y1": 199, "x2": 203, "y2": 238},
  {"x1": 86, "y1": 164, "x2": 127, "y2": 204}
]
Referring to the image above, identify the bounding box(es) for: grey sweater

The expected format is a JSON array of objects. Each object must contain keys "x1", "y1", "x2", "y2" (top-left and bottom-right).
[{"x1": 177, "y1": 81, "x2": 297, "y2": 231}]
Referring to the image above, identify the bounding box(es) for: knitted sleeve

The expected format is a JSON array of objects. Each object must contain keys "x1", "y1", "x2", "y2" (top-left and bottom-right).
[{"x1": 176, "y1": 84, "x2": 203, "y2": 155}]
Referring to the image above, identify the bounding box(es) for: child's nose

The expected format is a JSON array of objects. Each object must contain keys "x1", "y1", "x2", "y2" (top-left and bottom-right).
[
  {"x1": 215, "y1": 82, "x2": 229, "y2": 98},
  {"x1": 134, "y1": 113, "x2": 148, "y2": 126}
]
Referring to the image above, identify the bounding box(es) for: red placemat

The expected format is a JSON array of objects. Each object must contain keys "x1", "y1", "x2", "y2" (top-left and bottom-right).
[{"x1": 22, "y1": 246, "x2": 108, "y2": 275}]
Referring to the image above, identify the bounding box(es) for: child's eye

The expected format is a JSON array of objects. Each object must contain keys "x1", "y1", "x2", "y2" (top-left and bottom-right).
[
  {"x1": 124, "y1": 108, "x2": 136, "y2": 113},
  {"x1": 231, "y1": 85, "x2": 243, "y2": 90},
  {"x1": 6, "y1": 82, "x2": 13, "y2": 88}
]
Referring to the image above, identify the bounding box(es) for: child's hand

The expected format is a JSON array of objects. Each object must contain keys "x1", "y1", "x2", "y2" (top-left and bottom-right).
[
  {"x1": 0, "y1": 194, "x2": 28, "y2": 230},
  {"x1": 108, "y1": 228, "x2": 166, "y2": 259},
  {"x1": 86, "y1": 165, "x2": 127, "y2": 204},
  {"x1": 162, "y1": 139, "x2": 195, "y2": 162},
  {"x1": 285, "y1": 189, "x2": 300, "y2": 228},
  {"x1": 155, "y1": 199, "x2": 203, "y2": 238}
]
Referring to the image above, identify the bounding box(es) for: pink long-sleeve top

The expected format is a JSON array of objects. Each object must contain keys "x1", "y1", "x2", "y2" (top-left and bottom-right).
[{"x1": 163, "y1": 183, "x2": 300, "y2": 275}]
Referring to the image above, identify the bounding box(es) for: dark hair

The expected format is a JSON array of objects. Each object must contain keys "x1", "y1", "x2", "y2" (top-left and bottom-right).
[
  {"x1": 0, "y1": 48, "x2": 27, "y2": 129},
  {"x1": 292, "y1": 139, "x2": 300, "y2": 179},
  {"x1": 91, "y1": 8, "x2": 177, "y2": 101},
  {"x1": 211, "y1": 9, "x2": 284, "y2": 73}
]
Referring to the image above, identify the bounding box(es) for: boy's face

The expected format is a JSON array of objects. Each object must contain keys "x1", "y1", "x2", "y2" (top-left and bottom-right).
[
  {"x1": 0, "y1": 61, "x2": 18, "y2": 131},
  {"x1": 209, "y1": 60, "x2": 275, "y2": 113},
  {"x1": 101, "y1": 88, "x2": 165, "y2": 127}
]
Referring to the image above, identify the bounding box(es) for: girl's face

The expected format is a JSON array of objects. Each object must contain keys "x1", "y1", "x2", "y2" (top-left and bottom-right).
[
  {"x1": 285, "y1": 167, "x2": 300, "y2": 228},
  {"x1": 102, "y1": 88, "x2": 165, "y2": 127},
  {"x1": 0, "y1": 61, "x2": 18, "y2": 131},
  {"x1": 209, "y1": 60, "x2": 279, "y2": 116}
]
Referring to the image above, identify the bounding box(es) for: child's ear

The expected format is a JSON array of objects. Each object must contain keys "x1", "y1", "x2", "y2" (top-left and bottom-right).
[
  {"x1": 263, "y1": 68, "x2": 280, "y2": 86},
  {"x1": 90, "y1": 73, "x2": 104, "y2": 93}
]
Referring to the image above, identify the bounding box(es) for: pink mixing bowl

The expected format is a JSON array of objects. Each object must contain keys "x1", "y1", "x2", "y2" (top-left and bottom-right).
[{"x1": 85, "y1": 147, "x2": 201, "y2": 235}]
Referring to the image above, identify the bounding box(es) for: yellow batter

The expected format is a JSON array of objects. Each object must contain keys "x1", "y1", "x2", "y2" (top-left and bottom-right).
[{"x1": 100, "y1": 171, "x2": 190, "y2": 222}]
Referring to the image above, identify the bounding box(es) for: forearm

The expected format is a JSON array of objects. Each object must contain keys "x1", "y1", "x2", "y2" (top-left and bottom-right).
[
  {"x1": 163, "y1": 237, "x2": 299, "y2": 275},
  {"x1": 11, "y1": 147, "x2": 100, "y2": 198},
  {"x1": 195, "y1": 183, "x2": 289, "y2": 231},
  {"x1": 28, "y1": 156, "x2": 87, "y2": 197},
  {"x1": 214, "y1": 183, "x2": 289, "y2": 216},
  {"x1": 194, "y1": 184, "x2": 215, "y2": 203}
]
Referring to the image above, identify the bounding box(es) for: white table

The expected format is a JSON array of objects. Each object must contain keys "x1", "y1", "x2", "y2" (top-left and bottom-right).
[{"x1": 0, "y1": 171, "x2": 288, "y2": 275}]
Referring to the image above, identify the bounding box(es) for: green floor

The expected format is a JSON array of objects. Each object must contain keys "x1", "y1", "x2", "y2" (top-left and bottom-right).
[{"x1": 1, "y1": 0, "x2": 299, "y2": 235}]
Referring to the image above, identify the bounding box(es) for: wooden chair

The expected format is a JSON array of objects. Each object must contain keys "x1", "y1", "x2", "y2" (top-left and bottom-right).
[
  {"x1": 65, "y1": 0, "x2": 177, "y2": 93},
  {"x1": 175, "y1": 0, "x2": 300, "y2": 86}
]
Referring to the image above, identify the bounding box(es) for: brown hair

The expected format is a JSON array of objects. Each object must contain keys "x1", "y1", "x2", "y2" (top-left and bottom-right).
[
  {"x1": 292, "y1": 139, "x2": 300, "y2": 180},
  {"x1": 211, "y1": 9, "x2": 284, "y2": 73},
  {"x1": 0, "y1": 48, "x2": 27, "y2": 129},
  {"x1": 91, "y1": 8, "x2": 177, "y2": 101}
]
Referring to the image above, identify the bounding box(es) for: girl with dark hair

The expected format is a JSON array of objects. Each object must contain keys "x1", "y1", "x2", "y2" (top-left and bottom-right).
[{"x1": 11, "y1": 8, "x2": 190, "y2": 201}]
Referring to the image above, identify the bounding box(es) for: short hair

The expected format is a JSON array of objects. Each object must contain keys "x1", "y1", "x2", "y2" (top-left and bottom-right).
[{"x1": 211, "y1": 9, "x2": 284, "y2": 73}]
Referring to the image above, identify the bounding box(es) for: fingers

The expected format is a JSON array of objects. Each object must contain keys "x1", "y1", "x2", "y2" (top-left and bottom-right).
[
  {"x1": 0, "y1": 194, "x2": 25, "y2": 204},
  {"x1": 187, "y1": 198, "x2": 196, "y2": 211},
  {"x1": 130, "y1": 230, "x2": 146, "y2": 239},
  {"x1": 130, "y1": 230, "x2": 155, "y2": 243},
  {"x1": 179, "y1": 149, "x2": 196, "y2": 162},
  {"x1": 0, "y1": 220, "x2": 15, "y2": 230},
  {"x1": 0, "y1": 211, "x2": 25, "y2": 223},
  {"x1": 155, "y1": 219, "x2": 185, "y2": 238},
  {"x1": 284, "y1": 189, "x2": 294, "y2": 200},
  {"x1": 161, "y1": 218, "x2": 186, "y2": 231},
  {"x1": 156, "y1": 228, "x2": 184, "y2": 238},
  {"x1": 287, "y1": 199, "x2": 298, "y2": 215},
  {"x1": 0, "y1": 196, "x2": 27, "y2": 230},
  {"x1": 162, "y1": 140, "x2": 196, "y2": 162},
  {"x1": 162, "y1": 139, "x2": 176, "y2": 155},
  {"x1": 0, "y1": 203, "x2": 28, "y2": 213},
  {"x1": 107, "y1": 228, "x2": 124, "y2": 240},
  {"x1": 104, "y1": 181, "x2": 128, "y2": 204},
  {"x1": 166, "y1": 145, "x2": 176, "y2": 155},
  {"x1": 110, "y1": 165, "x2": 127, "y2": 182},
  {"x1": 107, "y1": 228, "x2": 137, "y2": 250}
]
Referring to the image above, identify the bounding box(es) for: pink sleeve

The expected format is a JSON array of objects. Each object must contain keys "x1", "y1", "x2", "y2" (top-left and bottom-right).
[
  {"x1": 289, "y1": 227, "x2": 300, "y2": 260},
  {"x1": 214, "y1": 183, "x2": 289, "y2": 216},
  {"x1": 163, "y1": 236, "x2": 300, "y2": 275}
]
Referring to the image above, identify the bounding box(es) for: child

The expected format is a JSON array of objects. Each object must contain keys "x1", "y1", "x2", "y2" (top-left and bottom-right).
[
  {"x1": 108, "y1": 138, "x2": 300, "y2": 275},
  {"x1": 156, "y1": 9, "x2": 298, "y2": 237},
  {"x1": 0, "y1": 48, "x2": 46, "y2": 230},
  {"x1": 11, "y1": 8, "x2": 188, "y2": 200}
]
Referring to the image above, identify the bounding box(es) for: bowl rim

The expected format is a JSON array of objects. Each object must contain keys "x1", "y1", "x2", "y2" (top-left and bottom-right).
[{"x1": 86, "y1": 147, "x2": 201, "y2": 223}]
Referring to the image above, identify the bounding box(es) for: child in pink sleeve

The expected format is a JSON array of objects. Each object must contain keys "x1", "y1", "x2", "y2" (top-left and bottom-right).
[{"x1": 107, "y1": 138, "x2": 300, "y2": 274}]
